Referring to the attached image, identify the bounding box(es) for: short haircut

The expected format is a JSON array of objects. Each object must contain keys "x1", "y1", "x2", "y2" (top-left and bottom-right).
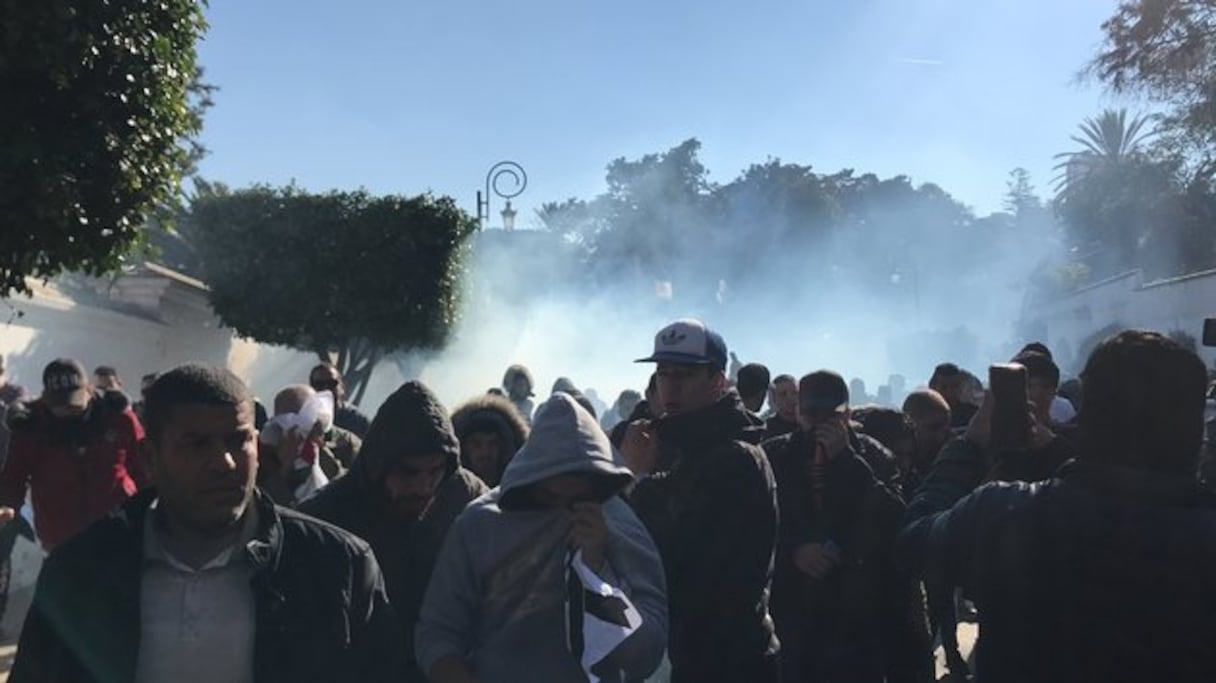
[
  {"x1": 274, "y1": 384, "x2": 314, "y2": 416},
  {"x1": 94, "y1": 365, "x2": 119, "y2": 379},
  {"x1": 141, "y1": 372, "x2": 160, "y2": 384},
  {"x1": 773, "y1": 374, "x2": 796, "y2": 386},
  {"x1": 902, "y1": 389, "x2": 951, "y2": 420},
  {"x1": 144, "y1": 364, "x2": 252, "y2": 442},
  {"x1": 1079, "y1": 330, "x2": 1206, "y2": 473},
  {"x1": 1014, "y1": 351, "x2": 1061, "y2": 388},
  {"x1": 930, "y1": 363, "x2": 962, "y2": 384},
  {"x1": 852, "y1": 406, "x2": 914, "y2": 452},
  {"x1": 1019, "y1": 342, "x2": 1053, "y2": 360},
  {"x1": 736, "y1": 363, "x2": 771, "y2": 398},
  {"x1": 310, "y1": 362, "x2": 341, "y2": 381}
]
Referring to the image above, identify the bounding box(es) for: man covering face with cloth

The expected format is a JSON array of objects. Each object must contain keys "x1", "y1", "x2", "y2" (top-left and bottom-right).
[{"x1": 415, "y1": 393, "x2": 668, "y2": 683}]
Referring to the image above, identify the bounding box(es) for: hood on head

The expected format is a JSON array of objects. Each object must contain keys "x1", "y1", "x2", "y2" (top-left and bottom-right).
[
  {"x1": 356, "y1": 381, "x2": 460, "y2": 482},
  {"x1": 502, "y1": 364, "x2": 535, "y2": 397},
  {"x1": 551, "y1": 377, "x2": 578, "y2": 395},
  {"x1": 498, "y1": 393, "x2": 633, "y2": 508},
  {"x1": 452, "y1": 394, "x2": 530, "y2": 448}
]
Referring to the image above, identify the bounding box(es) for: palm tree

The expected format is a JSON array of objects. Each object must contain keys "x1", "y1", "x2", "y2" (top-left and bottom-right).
[{"x1": 1052, "y1": 108, "x2": 1155, "y2": 195}]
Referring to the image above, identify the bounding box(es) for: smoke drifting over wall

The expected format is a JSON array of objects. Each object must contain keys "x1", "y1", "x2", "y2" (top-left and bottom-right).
[{"x1": 413, "y1": 142, "x2": 1065, "y2": 408}]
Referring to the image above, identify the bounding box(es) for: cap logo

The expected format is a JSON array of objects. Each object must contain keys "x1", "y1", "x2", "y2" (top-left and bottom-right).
[
  {"x1": 45, "y1": 374, "x2": 81, "y2": 391},
  {"x1": 660, "y1": 330, "x2": 687, "y2": 346}
]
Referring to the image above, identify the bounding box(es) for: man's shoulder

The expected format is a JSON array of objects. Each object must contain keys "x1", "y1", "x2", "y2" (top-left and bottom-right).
[
  {"x1": 705, "y1": 436, "x2": 774, "y2": 485},
  {"x1": 295, "y1": 477, "x2": 363, "y2": 526},
  {"x1": 277, "y1": 504, "x2": 376, "y2": 558},
  {"x1": 446, "y1": 467, "x2": 490, "y2": 499},
  {"x1": 42, "y1": 507, "x2": 139, "y2": 575}
]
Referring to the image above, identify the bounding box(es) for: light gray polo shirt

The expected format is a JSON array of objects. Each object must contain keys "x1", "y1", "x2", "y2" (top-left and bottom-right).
[{"x1": 134, "y1": 502, "x2": 259, "y2": 683}]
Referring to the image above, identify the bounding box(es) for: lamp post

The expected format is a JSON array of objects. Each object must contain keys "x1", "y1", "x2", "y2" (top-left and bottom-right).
[{"x1": 476, "y1": 161, "x2": 527, "y2": 231}]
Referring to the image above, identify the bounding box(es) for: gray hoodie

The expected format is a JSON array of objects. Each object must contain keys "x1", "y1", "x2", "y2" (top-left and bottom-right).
[{"x1": 415, "y1": 393, "x2": 668, "y2": 683}]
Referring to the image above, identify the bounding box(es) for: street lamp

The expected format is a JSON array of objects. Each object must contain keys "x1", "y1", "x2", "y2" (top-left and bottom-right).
[
  {"x1": 476, "y1": 161, "x2": 527, "y2": 230},
  {"x1": 500, "y1": 200, "x2": 517, "y2": 232}
]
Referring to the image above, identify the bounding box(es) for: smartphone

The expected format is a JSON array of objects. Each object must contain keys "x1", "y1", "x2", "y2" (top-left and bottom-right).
[
  {"x1": 1204, "y1": 319, "x2": 1216, "y2": 347},
  {"x1": 989, "y1": 363, "x2": 1030, "y2": 451}
]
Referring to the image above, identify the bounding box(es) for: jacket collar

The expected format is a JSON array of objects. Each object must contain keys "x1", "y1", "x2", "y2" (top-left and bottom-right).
[{"x1": 119, "y1": 487, "x2": 285, "y2": 574}]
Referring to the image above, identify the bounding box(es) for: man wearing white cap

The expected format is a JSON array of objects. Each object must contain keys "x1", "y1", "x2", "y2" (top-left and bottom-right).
[{"x1": 621, "y1": 319, "x2": 781, "y2": 682}]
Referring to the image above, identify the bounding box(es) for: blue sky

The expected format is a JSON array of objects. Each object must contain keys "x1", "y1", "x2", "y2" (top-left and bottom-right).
[{"x1": 196, "y1": 0, "x2": 1128, "y2": 221}]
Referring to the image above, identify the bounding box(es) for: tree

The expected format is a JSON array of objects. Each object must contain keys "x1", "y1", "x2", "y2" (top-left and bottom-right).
[
  {"x1": 188, "y1": 184, "x2": 477, "y2": 404},
  {"x1": 1088, "y1": 0, "x2": 1216, "y2": 178},
  {"x1": 0, "y1": 0, "x2": 208, "y2": 298},
  {"x1": 1052, "y1": 109, "x2": 1155, "y2": 193},
  {"x1": 1004, "y1": 168, "x2": 1041, "y2": 217}
]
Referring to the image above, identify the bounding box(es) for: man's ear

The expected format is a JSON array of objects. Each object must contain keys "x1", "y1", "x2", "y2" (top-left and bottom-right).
[{"x1": 712, "y1": 370, "x2": 728, "y2": 393}]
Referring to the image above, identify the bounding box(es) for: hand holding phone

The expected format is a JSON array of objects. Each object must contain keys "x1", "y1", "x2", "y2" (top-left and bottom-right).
[{"x1": 989, "y1": 364, "x2": 1030, "y2": 451}]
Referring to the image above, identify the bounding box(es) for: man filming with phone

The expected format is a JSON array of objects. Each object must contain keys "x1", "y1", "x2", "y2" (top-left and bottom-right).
[{"x1": 899, "y1": 331, "x2": 1216, "y2": 682}]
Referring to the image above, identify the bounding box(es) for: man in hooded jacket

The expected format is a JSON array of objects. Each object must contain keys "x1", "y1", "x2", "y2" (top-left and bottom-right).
[
  {"x1": 416, "y1": 393, "x2": 667, "y2": 683},
  {"x1": 451, "y1": 393, "x2": 530, "y2": 488},
  {"x1": 300, "y1": 381, "x2": 488, "y2": 683}
]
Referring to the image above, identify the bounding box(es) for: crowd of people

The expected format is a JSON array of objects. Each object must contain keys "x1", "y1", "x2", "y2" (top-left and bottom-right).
[{"x1": 0, "y1": 317, "x2": 1213, "y2": 682}]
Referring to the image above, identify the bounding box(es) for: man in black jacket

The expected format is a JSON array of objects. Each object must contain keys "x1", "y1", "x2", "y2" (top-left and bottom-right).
[
  {"x1": 620, "y1": 319, "x2": 780, "y2": 682},
  {"x1": 10, "y1": 364, "x2": 404, "y2": 683},
  {"x1": 898, "y1": 330, "x2": 1216, "y2": 682},
  {"x1": 300, "y1": 381, "x2": 488, "y2": 683},
  {"x1": 765, "y1": 372, "x2": 932, "y2": 683}
]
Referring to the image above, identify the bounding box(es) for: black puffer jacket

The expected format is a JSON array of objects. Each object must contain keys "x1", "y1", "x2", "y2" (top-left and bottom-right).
[
  {"x1": 764, "y1": 431, "x2": 932, "y2": 683},
  {"x1": 898, "y1": 459, "x2": 1216, "y2": 683},
  {"x1": 629, "y1": 391, "x2": 780, "y2": 683},
  {"x1": 10, "y1": 489, "x2": 405, "y2": 683},
  {"x1": 300, "y1": 381, "x2": 488, "y2": 683}
]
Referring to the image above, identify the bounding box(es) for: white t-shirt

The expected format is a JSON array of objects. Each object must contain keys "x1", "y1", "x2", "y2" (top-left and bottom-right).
[{"x1": 1050, "y1": 396, "x2": 1077, "y2": 425}]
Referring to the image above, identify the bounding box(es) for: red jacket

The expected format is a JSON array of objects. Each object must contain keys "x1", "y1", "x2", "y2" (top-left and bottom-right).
[{"x1": 0, "y1": 391, "x2": 146, "y2": 550}]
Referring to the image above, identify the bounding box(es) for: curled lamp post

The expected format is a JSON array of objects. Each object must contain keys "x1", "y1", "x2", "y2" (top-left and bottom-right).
[{"x1": 476, "y1": 161, "x2": 527, "y2": 231}]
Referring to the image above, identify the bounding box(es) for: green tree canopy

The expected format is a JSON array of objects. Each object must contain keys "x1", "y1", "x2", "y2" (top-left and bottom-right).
[
  {"x1": 1089, "y1": 1, "x2": 1216, "y2": 177},
  {"x1": 188, "y1": 184, "x2": 477, "y2": 403},
  {"x1": 0, "y1": 0, "x2": 208, "y2": 297}
]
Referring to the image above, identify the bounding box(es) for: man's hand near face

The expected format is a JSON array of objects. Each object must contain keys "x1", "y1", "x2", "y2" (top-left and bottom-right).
[
  {"x1": 568, "y1": 502, "x2": 609, "y2": 573},
  {"x1": 813, "y1": 418, "x2": 849, "y2": 459},
  {"x1": 621, "y1": 420, "x2": 658, "y2": 476}
]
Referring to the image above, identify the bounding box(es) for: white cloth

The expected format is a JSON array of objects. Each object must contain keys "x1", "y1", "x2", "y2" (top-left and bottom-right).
[
  {"x1": 568, "y1": 549, "x2": 643, "y2": 683},
  {"x1": 1050, "y1": 396, "x2": 1077, "y2": 425},
  {"x1": 135, "y1": 504, "x2": 257, "y2": 683}
]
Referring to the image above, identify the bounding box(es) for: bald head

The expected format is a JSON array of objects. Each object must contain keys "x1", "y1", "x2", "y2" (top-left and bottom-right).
[
  {"x1": 903, "y1": 389, "x2": 950, "y2": 422},
  {"x1": 274, "y1": 384, "x2": 315, "y2": 416}
]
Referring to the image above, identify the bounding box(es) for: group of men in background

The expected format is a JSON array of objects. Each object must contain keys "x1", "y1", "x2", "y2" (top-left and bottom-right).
[{"x1": 0, "y1": 317, "x2": 1211, "y2": 682}]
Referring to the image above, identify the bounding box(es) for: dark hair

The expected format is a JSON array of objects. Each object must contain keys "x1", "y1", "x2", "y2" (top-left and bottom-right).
[
  {"x1": 930, "y1": 363, "x2": 962, "y2": 383},
  {"x1": 646, "y1": 373, "x2": 658, "y2": 394},
  {"x1": 1019, "y1": 342, "x2": 1053, "y2": 360},
  {"x1": 773, "y1": 374, "x2": 796, "y2": 386},
  {"x1": 144, "y1": 365, "x2": 252, "y2": 442},
  {"x1": 736, "y1": 363, "x2": 771, "y2": 399},
  {"x1": 309, "y1": 362, "x2": 341, "y2": 381},
  {"x1": 1079, "y1": 330, "x2": 1206, "y2": 474},
  {"x1": 141, "y1": 372, "x2": 160, "y2": 384},
  {"x1": 94, "y1": 365, "x2": 119, "y2": 379},
  {"x1": 1014, "y1": 351, "x2": 1061, "y2": 388},
  {"x1": 852, "y1": 406, "x2": 914, "y2": 452}
]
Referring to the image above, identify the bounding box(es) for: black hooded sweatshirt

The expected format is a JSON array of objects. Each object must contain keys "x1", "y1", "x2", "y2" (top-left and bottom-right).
[
  {"x1": 628, "y1": 391, "x2": 781, "y2": 683},
  {"x1": 300, "y1": 382, "x2": 488, "y2": 683}
]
